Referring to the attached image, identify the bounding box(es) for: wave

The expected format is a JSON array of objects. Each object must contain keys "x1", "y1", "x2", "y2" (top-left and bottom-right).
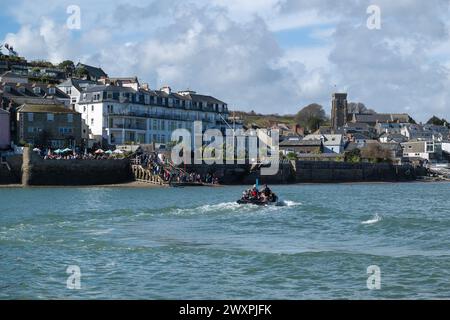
[
  {"x1": 280, "y1": 200, "x2": 302, "y2": 207},
  {"x1": 361, "y1": 213, "x2": 382, "y2": 225}
]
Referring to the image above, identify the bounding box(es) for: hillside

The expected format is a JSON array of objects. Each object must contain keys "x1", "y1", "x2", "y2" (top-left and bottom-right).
[{"x1": 231, "y1": 110, "x2": 298, "y2": 127}]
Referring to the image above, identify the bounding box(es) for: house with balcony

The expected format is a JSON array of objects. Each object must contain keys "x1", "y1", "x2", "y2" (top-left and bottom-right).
[{"x1": 75, "y1": 83, "x2": 229, "y2": 147}]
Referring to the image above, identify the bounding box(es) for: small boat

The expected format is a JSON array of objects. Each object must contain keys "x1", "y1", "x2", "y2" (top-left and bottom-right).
[{"x1": 237, "y1": 195, "x2": 279, "y2": 206}]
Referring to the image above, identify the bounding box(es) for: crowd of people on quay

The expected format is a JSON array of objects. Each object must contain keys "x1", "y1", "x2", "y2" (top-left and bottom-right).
[
  {"x1": 33, "y1": 146, "x2": 126, "y2": 160},
  {"x1": 135, "y1": 152, "x2": 219, "y2": 184}
]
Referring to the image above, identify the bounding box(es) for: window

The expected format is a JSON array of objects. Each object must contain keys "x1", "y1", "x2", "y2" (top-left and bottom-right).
[
  {"x1": 59, "y1": 127, "x2": 73, "y2": 134},
  {"x1": 91, "y1": 105, "x2": 94, "y2": 112},
  {"x1": 27, "y1": 113, "x2": 34, "y2": 122},
  {"x1": 71, "y1": 98, "x2": 77, "y2": 103},
  {"x1": 47, "y1": 113, "x2": 54, "y2": 121},
  {"x1": 91, "y1": 118, "x2": 94, "y2": 125},
  {"x1": 67, "y1": 114, "x2": 73, "y2": 123},
  {"x1": 48, "y1": 87, "x2": 56, "y2": 95},
  {"x1": 83, "y1": 106, "x2": 86, "y2": 113}
]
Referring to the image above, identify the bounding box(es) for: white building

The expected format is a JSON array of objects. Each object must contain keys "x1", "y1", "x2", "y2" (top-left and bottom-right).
[
  {"x1": 401, "y1": 140, "x2": 442, "y2": 161},
  {"x1": 303, "y1": 134, "x2": 345, "y2": 153},
  {"x1": 73, "y1": 83, "x2": 229, "y2": 146}
]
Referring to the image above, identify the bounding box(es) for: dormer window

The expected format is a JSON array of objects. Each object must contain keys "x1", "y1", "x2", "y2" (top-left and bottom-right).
[
  {"x1": 18, "y1": 87, "x2": 25, "y2": 93},
  {"x1": 4, "y1": 86, "x2": 11, "y2": 92},
  {"x1": 48, "y1": 87, "x2": 56, "y2": 95},
  {"x1": 33, "y1": 87, "x2": 41, "y2": 94}
]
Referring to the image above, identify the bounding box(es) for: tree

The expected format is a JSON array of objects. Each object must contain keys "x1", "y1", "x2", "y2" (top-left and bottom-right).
[
  {"x1": 345, "y1": 148, "x2": 361, "y2": 163},
  {"x1": 408, "y1": 116, "x2": 417, "y2": 124},
  {"x1": 426, "y1": 116, "x2": 448, "y2": 126},
  {"x1": 295, "y1": 103, "x2": 328, "y2": 131},
  {"x1": 58, "y1": 60, "x2": 75, "y2": 73},
  {"x1": 361, "y1": 143, "x2": 392, "y2": 163},
  {"x1": 347, "y1": 102, "x2": 376, "y2": 114},
  {"x1": 29, "y1": 60, "x2": 54, "y2": 68},
  {"x1": 75, "y1": 66, "x2": 90, "y2": 80}
]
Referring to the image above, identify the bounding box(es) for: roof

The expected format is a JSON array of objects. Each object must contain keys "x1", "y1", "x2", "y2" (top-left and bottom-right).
[
  {"x1": 0, "y1": 71, "x2": 28, "y2": 79},
  {"x1": 304, "y1": 134, "x2": 344, "y2": 146},
  {"x1": 0, "y1": 82, "x2": 69, "y2": 99},
  {"x1": 352, "y1": 133, "x2": 370, "y2": 140},
  {"x1": 381, "y1": 133, "x2": 408, "y2": 142},
  {"x1": 83, "y1": 84, "x2": 136, "y2": 93},
  {"x1": 76, "y1": 63, "x2": 108, "y2": 78},
  {"x1": 344, "y1": 122, "x2": 370, "y2": 129},
  {"x1": 17, "y1": 103, "x2": 78, "y2": 114},
  {"x1": 58, "y1": 78, "x2": 97, "y2": 92},
  {"x1": 280, "y1": 139, "x2": 322, "y2": 147},
  {"x1": 4, "y1": 97, "x2": 61, "y2": 106},
  {"x1": 0, "y1": 108, "x2": 9, "y2": 115},
  {"x1": 353, "y1": 113, "x2": 411, "y2": 124}
]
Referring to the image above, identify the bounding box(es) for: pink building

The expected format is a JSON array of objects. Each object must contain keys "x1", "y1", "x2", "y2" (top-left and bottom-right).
[{"x1": 0, "y1": 109, "x2": 10, "y2": 150}]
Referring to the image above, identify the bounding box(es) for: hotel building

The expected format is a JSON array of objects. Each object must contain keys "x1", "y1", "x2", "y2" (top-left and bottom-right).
[{"x1": 67, "y1": 80, "x2": 230, "y2": 146}]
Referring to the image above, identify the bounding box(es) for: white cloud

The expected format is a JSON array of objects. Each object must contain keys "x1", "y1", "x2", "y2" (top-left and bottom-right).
[{"x1": 2, "y1": 0, "x2": 450, "y2": 121}]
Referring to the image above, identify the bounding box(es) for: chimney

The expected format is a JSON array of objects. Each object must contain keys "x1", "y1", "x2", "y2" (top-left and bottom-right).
[
  {"x1": 141, "y1": 83, "x2": 149, "y2": 91},
  {"x1": 161, "y1": 85, "x2": 171, "y2": 94}
]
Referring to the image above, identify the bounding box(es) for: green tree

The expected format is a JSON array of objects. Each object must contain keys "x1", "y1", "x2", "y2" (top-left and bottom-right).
[
  {"x1": 426, "y1": 116, "x2": 448, "y2": 126},
  {"x1": 75, "y1": 66, "x2": 90, "y2": 79},
  {"x1": 58, "y1": 60, "x2": 75, "y2": 73},
  {"x1": 345, "y1": 148, "x2": 361, "y2": 163},
  {"x1": 295, "y1": 103, "x2": 328, "y2": 131}
]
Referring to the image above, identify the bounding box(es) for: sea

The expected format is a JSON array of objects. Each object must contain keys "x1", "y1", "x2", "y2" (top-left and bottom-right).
[{"x1": 0, "y1": 182, "x2": 449, "y2": 299}]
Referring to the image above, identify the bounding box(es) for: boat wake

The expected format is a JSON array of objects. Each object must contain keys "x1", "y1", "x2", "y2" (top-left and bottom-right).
[
  {"x1": 169, "y1": 199, "x2": 302, "y2": 216},
  {"x1": 280, "y1": 200, "x2": 302, "y2": 207},
  {"x1": 361, "y1": 213, "x2": 382, "y2": 225}
]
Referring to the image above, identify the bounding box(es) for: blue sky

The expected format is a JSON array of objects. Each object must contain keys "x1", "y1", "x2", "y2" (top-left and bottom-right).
[{"x1": 1, "y1": 0, "x2": 450, "y2": 121}]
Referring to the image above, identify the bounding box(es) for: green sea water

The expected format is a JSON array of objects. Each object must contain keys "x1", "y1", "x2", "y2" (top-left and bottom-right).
[{"x1": 0, "y1": 182, "x2": 449, "y2": 299}]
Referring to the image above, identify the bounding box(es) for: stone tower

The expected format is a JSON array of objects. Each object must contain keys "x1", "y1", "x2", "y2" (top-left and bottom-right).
[{"x1": 331, "y1": 93, "x2": 348, "y2": 130}]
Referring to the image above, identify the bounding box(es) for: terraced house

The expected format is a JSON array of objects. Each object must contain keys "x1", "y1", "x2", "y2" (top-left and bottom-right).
[
  {"x1": 74, "y1": 81, "x2": 230, "y2": 147},
  {"x1": 16, "y1": 103, "x2": 81, "y2": 148}
]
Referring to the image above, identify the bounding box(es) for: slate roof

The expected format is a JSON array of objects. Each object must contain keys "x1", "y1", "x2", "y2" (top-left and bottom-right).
[
  {"x1": 280, "y1": 139, "x2": 322, "y2": 147},
  {"x1": 76, "y1": 63, "x2": 108, "y2": 79},
  {"x1": 17, "y1": 103, "x2": 78, "y2": 114}
]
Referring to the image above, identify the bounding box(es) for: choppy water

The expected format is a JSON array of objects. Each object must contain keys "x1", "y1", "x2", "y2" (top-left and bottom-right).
[{"x1": 0, "y1": 182, "x2": 449, "y2": 299}]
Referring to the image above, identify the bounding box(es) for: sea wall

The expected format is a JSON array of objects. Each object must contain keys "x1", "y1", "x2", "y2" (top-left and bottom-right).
[
  {"x1": 292, "y1": 161, "x2": 419, "y2": 183},
  {"x1": 185, "y1": 160, "x2": 421, "y2": 184},
  {"x1": 0, "y1": 155, "x2": 22, "y2": 184},
  {"x1": 0, "y1": 148, "x2": 133, "y2": 186},
  {"x1": 24, "y1": 150, "x2": 133, "y2": 186}
]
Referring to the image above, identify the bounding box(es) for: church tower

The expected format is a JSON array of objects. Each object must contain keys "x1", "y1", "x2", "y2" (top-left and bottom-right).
[{"x1": 331, "y1": 93, "x2": 348, "y2": 130}]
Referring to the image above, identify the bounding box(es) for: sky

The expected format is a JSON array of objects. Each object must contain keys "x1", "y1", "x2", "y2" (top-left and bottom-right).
[{"x1": 1, "y1": 0, "x2": 450, "y2": 121}]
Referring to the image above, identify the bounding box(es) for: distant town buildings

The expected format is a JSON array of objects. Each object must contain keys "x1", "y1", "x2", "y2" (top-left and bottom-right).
[{"x1": 0, "y1": 49, "x2": 449, "y2": 167}]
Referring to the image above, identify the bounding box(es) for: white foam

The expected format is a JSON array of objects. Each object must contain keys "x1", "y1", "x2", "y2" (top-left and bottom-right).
[
  {"x1": 361, "y1": 213, "x2": 382, "y2": 225},
  {"x1": 281, "y1": 200, "x2": 302, "y2": 207}
]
